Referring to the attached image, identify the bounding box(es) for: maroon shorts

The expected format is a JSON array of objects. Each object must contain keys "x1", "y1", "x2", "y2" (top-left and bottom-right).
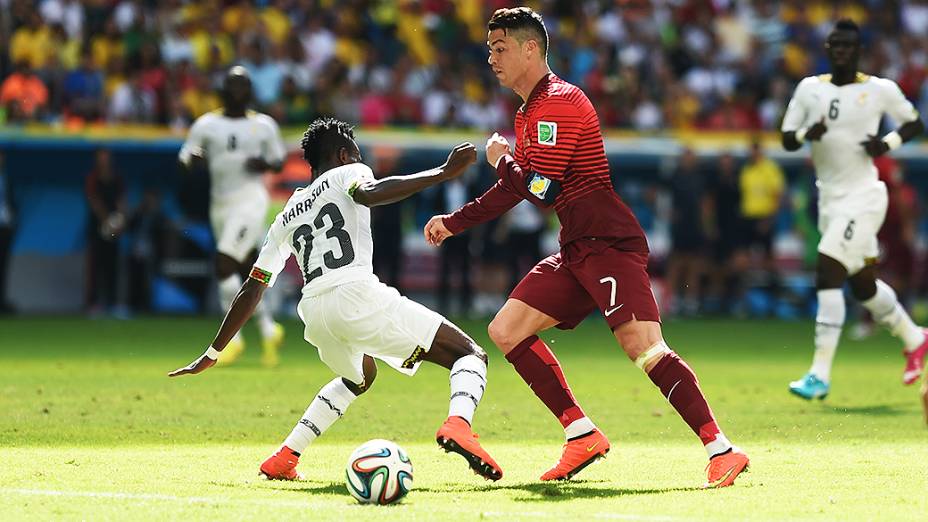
[{"x1": 510, "y1": 238, "x2": 660, "y2": 330}]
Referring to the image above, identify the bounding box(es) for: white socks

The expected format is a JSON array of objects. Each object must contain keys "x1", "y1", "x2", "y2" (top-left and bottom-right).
[
  {"x1": 218, "y1": 274, "x2": 243, "y2": 343},
  {"x1": 705, "y1": 432, "x2": 733, "y2": 458},
  {"x1": 811, "y1": 289, "x2": 846, "y2": 383},
  {"x1": 219, "y1": 273, "x2": 278, "y2": 340},
  {"x1": 254, "y1": 300, "x2": 278, "y2": 339},
  {"x1": 448, "y1": 355, "x2": 487, "y2": 424},
  {"x1": 283, "y1": 378, "x2": 358, "y2": 454},
  {"x1": 565, "y1": 417, "x2": 596, "y2": 440},
  {"x1": 861, "y1": 279, "x2": 925, "y2": 352}
]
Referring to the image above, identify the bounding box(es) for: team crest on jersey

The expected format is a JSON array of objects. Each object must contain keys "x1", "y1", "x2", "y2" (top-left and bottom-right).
[
  {"x1": 537, "y1": 121, "x2": 557, "y2": 146},
  {"x1": 528, "y1": 173, "x2": 552, "y2": 199}
]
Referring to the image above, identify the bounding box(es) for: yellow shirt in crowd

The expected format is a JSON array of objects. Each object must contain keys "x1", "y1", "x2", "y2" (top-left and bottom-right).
[{"x1": 740, "y1": 157, "x2": 785, "y2": 219}]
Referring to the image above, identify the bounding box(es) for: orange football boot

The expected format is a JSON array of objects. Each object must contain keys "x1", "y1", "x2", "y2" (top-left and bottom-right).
[
  {"x1": 259, "y1": 446, "x2": 303, "y2": 480},
  {"x1": 704, "y1": 447, "x2": 749, "y2": 488},
  {"x1": 539, "y1": 428, "x2": 610, "y2": 481},
  {"x1": 436, "y1": 417, "x2": 503, "y2": 481}
]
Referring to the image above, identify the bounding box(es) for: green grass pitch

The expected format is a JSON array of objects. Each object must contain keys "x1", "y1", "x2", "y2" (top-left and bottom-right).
[{"x1": 1, "y1": 316, "x2": 926, "y2": 521}]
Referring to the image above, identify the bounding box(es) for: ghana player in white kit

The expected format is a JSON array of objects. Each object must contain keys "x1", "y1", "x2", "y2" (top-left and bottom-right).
[
  {"x1": 179, "y1": 67, "x2": 287, "y2": 368},
  {"x1": 170, "y1": 118, "x2": 504, "y2": 482},
  {"x1": 781, "y1": 20, "x2": 928, "y2": 400}
]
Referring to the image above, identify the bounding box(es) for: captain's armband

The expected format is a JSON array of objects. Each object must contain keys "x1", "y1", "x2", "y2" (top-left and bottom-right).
[{"x1": 249, "y1": 266, "x2": 272, "y2": 285}]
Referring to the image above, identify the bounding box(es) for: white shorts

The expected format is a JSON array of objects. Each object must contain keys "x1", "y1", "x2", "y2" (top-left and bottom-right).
[
  {"x1": 210, "y1": 198, "x2": 268, "y2": 264},
  {"x1": 817, "y1": 183, "x2": 887, "y2": 275},
  {"x1": 298, "y1": 280, "x2": 444, "y2": 385}
]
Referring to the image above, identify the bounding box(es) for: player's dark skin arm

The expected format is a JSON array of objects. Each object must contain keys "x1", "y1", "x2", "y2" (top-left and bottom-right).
[
  {"x1": 245, "y1": 157, "x2": 284, "y2": 174},
  {"x1": 859, "y1": 119, "x2": 925, "y2": 157},
  {"x1": 352, "y1": 143, "x2": 477, "y2": 207},
  {"x1": 168, "y1": 278, "x2": 266, "y2": 377},
  {"x1": 782, "y1": 117, "x2": 828, "y2": 151}
]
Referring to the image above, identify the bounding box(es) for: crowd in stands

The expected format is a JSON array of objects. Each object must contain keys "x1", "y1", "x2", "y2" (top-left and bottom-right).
[{"x1": 2, "y1": 0, "x2": 928, "y2": 131}]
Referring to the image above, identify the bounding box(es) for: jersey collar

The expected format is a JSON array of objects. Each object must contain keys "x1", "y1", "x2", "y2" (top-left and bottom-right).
[{"x1": 520, "y1": 72, "x2": 554, "y2": 112}]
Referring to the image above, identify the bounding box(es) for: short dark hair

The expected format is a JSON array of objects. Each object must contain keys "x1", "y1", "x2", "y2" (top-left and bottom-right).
[
  {"x1": 300, "y1": 117, "x2": 355, "y2": 170},
  {"x1": 833, "y1": 18, "x2": 860, "y2": 35},
  {"x1": 488, "y1": 7, "x2": 548, "y2": 57}
]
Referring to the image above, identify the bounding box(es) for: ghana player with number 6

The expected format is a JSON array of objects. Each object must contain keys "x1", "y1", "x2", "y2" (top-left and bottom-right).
[
  {"x1": 424, "y1": 7, "x2": 748, "y2": 487},
  {"x1": 178, "y1": 66, "x2": 287, "y2": 368},
  {"x1": 170, "y1": 118, "x2": 503, "y2": 483},
  {"x1": 781, "y1": 20, "x2": 928, "y2": 401}
]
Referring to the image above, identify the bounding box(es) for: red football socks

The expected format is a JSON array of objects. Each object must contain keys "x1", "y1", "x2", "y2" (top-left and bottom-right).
[
  {"x1": 505, "y1": 335, "x2": 586, "y2": 428},
  {"x1": 647, "y1": 351, "x2": 721, "y2": 445}
]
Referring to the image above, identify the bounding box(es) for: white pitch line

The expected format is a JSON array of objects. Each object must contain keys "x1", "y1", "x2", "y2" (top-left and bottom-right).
[
  {"x1": 480, "y1": 511, "x2": 679, "y2": 521},
  {"x1": 3, "y1": 488, "x2": 682, "y2": 521},
  {"x1": 0, "y1": 488, "x2": 315, "y2": 508}
]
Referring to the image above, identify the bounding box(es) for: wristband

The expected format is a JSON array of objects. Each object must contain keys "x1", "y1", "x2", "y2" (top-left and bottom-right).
[
  {"x1": 204, "y1": 346, "x2": 221, "y2": 360},
  {"x1": 882, "y1": 131, "x2": 903, "y2": 151},
  {"x1": 794, "y1": 127, "x2": 808, "y2": 143}
]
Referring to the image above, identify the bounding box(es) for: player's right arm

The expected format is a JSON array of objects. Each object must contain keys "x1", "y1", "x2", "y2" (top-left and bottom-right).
[
  {"x1": 781, "y1": 78, "x2": 827, "y2": 151},
  {"x1": 169, "y1": 219, "x2": 289, "y2": 377},
  {"x1": 177, "y1": 115, "x2": 210, "y2": 174},
  {"x1": 351, "y1": 142, "x2": 477, "y2": 207}
]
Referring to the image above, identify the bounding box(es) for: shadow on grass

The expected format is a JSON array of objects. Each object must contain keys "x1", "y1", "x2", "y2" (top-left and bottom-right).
[
  {"x1": 485, "y1": 481, "x2": 701, "y2": 502},
  {"x1": 824, "y1": 402, "x2": 912, "y2": 416},
  {"x1": 272, "y1": 479, "x2": 701, "y2": 501}
]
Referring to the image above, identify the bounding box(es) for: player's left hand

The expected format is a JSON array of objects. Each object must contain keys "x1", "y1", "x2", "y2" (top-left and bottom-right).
[
  {"x1": 245, "y1": 157, "x2": 270, "y2": 173},
  {"x1": 485, "y1": 132, "x2": 511, "y2": 168},
  {"x1": 424, "y1": 214, "x2": 454, "y2": 246},
  {"x1": 859, "y1": 134, "x2": 890, "y2": 157},
  {"x1": 168, "y1": 350, "x2": 217, "y2": 377}
]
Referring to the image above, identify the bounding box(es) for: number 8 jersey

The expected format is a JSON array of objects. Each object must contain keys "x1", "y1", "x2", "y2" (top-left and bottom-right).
[{"x1": 251, "y1": 163, "x2": 377, "y2": 296}]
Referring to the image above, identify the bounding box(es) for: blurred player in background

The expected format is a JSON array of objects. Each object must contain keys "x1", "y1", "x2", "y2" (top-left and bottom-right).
[
  {"x1": 178, "y1": 66, "x2": 286, "y2": 367},
  {"x1": 781, "y1": 20, "x2": 927, "y2": 400},
  {"x1": 425, "y1": 7, "x2": 748, "y2": 487},
  {"x1": 170, "y1": 118, "x2": 503, "y2": 482}
]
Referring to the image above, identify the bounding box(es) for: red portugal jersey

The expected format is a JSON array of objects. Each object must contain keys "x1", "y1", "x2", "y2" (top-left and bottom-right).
[{"x1": 444, "y1": 73, "x2": 647, "y2": 252}]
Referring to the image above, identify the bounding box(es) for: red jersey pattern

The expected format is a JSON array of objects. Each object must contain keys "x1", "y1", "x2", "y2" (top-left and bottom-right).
[{"x1": 444, "y1": 73, "x2": 647, "y2": 252}]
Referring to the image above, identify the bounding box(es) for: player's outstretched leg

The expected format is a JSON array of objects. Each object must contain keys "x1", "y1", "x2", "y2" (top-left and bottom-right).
[
  {"x1": 488, "y1": 301, "x2": 608, "y2": 481},
  {"x1": 260, "y1": 360, "x2": 372, "y2": 480},
  {"x1": 424, "y1": 321, "x2": 503, "y2": 481},
  {"x1": 853, "y1": 278, "x2": 928, "y2": 385},
  {"x1": 625, "y1": 322, "x2": 748, "y2": 488}
]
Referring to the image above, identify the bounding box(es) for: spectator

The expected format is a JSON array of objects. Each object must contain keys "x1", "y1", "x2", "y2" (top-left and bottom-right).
[
  {"x1": 90, "y1": 17, "x2": 124, "y2": 71},
  {"x1": 9, "y1": 12, "x2": 54, "y2": 71},
  {"x1": 706, "y1": 152, "x2": 744, "y2": 313},
  {"x1": 180, "y1": 71, "x2": 220, "y2": 120},
  {"x1": 108, "y1": 68, "x2": 156, "y2": 123},
  {"x1": 434, "y1": 176, "x2": 478, "y2": 317},
  {"x1": 84, "y1": 148, "x2": 126, "y2": 314},
  {"x1": 1, "y1": 62, "x2": 50, "y2": 122},
  {"x1": 39, "y1": 0, "x2": 85, "y2": 40},
  {"x1": 502, "y1": 201, "x2": 545, "y2": 294},
  {"x1": 0, "y1": 151, "x2": 15, "y2": 314},
  {"x1": 238, "y1": 38, "x2": 283, "y2": 109},
  {"x1": 665, "y1": 147, "x2": 711, "y2": 316},
  {"x1": 127, "y1": 188, "x2": 167, "y2": 313},
  {"x1": 63, "y1": 50, "x2": 105, "y2": 122},
  {"x1": 736, "y1": 139, "x2": 785, "y2": 310}
]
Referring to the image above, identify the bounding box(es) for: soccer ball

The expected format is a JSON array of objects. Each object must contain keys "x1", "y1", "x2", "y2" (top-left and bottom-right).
[{"x1": 345, "y1": 439, "x2": 413, "y2": 505}]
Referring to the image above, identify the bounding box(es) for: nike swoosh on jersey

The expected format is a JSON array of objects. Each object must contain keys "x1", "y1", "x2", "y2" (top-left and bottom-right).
[{"x1": 603, "y1": 303, "x2": 624, "y2": 316}]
